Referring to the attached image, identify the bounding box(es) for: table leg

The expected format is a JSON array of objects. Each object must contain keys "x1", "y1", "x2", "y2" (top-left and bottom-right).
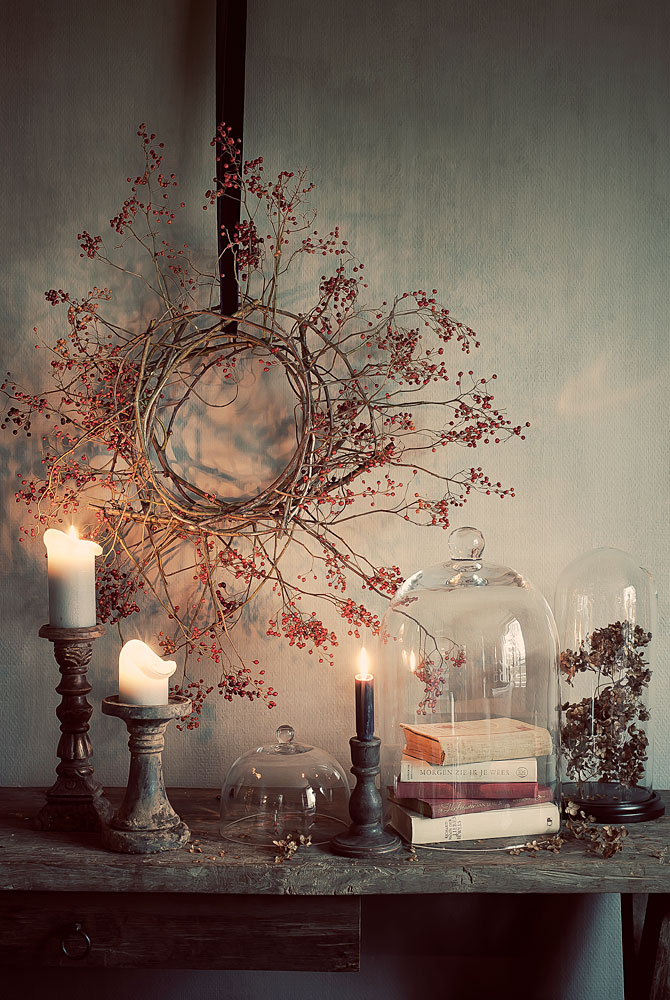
[
  {"x1": 636, "y1": 894, "x2": 670, "y2": 1000},
  {"x1": 622, "y1": 894, "x2": 639, "y2": 1000}
]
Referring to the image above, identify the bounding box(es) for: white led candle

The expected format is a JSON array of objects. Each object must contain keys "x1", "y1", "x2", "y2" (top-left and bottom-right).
[
  {"x1": 118, "y1": 639, "x2": 177, "y2": 706},
  {"x1": 44, "y1": 527, "x2": 102, "y2": 628}
]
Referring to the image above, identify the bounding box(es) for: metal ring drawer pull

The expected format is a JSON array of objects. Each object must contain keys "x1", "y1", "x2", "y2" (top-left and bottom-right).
[{"x1": 60, "y1": 922, "x2": 91, "y2": 960}]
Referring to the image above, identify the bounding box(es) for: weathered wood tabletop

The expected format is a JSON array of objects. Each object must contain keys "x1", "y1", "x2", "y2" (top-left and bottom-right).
[
  {"x1": 1, "y1": 787, "x2": 670, "y2": 992},
  {"x1": 1, "y1": 786, "x2": 669, "y2": 895}
]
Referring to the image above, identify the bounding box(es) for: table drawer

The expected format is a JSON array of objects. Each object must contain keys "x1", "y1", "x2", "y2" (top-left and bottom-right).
[{"x1": 0, "y1": 892, "x2": 360, "y2": 971}]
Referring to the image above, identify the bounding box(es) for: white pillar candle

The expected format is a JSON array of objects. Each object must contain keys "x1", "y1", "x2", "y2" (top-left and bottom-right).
[
  {"x1": 44, "y1": 527, "x2": 102, "y2": 628},
  {"x1": 118, "y1": 639, "x2": 177, "y2": 706}
]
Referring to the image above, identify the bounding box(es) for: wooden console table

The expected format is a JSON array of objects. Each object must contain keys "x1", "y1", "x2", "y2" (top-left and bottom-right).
[{"x1": 0, "y1": 787, "x2": 668, "y2": 998}]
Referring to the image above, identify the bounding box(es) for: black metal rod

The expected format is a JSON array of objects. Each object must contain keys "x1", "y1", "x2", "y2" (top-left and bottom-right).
[{"x1": 216, "y1": 0, "x2": 248, "y2": 318}]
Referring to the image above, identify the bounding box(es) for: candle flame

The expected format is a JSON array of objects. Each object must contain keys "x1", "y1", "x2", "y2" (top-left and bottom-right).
[
  {"x1": 68, "y1": 525, "x2": 79, "y2": 540},
  {"x1": 409, "y1": 650, "x2": 417, "y2": 672},
  {"x1": 357, "y1": 646, "x2": 372, "y2": 680}
]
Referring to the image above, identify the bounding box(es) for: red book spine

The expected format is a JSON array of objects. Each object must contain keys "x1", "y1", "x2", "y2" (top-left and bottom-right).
[
  {"x1": 393, "y1": 780, "x2": 540, "y2": 800},
  {"x1": 391, "y1": 787, "x2": 552, "y2": 818}
]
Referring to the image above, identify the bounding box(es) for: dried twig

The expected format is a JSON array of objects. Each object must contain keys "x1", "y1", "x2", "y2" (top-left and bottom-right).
[
  {"x1": 509, "y1": 802, "x2": 628, "y2": 858},
  {"x1": 273, "y1": 832, "x2": 312, "y2": 863}
]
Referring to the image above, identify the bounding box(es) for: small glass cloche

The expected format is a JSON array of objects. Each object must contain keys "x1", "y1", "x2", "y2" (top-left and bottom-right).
[
  {"x1": 378, "y1": 527, "x2": 561, "y2": 851},
  {"x1": 554, "y1": 547, "x2": 664, "y2": 822},
  {"x1": 220, "y1": 725, "x2": 350, "y2": 846}
]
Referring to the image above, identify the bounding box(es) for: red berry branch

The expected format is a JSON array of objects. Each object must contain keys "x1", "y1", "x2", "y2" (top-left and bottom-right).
[{"x1": 3, "y1": 123, "x2": 527, "y2": 728}]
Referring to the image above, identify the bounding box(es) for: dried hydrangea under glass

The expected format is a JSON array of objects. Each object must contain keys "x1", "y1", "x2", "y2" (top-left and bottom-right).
[
  {"x1": 554, "y1": 547, "x2": 664, "y2": 823},
  {"x1": 560, "y1": 621, "x2": 651, "y2": 792}
]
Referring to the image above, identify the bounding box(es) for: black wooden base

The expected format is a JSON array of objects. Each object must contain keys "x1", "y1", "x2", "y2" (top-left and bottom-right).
[
  {"x1": 564, "y1": 789, "x2": 665, "y2": 824},
  {"x1": 33, "y1": 790, "x2": 114, "y2": 832},
  {"x1": 331, "y1": 824, "x2": 402, "y2": 858}
]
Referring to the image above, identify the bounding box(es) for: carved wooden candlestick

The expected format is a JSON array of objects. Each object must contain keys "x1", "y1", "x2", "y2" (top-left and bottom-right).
[
  {"x1": 36, "y1": 623, "x2": 112, "y2": 832},
  {"x1": 100, "y1": 695, "x2": 191, "y2": 853},
  {"x1": 330, "y1": 736, "x2": 401, "y2": 857}
]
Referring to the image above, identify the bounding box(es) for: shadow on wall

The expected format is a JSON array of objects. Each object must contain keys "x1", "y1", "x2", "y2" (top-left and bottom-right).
[
  {"x1": 2, "y1": 894, "x2": 623, "y2": 1000},
  {"x1": 555, "y1": 354, "x2": 667, "y2": 417},
  {"x1": 162, "y1": 351, "x2": 299, "y2": 502}
]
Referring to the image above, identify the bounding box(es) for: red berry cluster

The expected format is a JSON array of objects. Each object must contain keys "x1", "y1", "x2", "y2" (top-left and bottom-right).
[{"x1": 415, "y1": 648, "x2": 466, "y2": 715}]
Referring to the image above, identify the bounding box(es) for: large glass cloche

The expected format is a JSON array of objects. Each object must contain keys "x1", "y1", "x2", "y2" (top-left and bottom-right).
[
  {"x1": 378, "y1": 527, "x2": 561, "y2": 851},
  {"x1": 554, "y1": 547, "x2": 663, "y2": 822},
  {"x1": 220, "y1": 724, "x2": 350, "y2": 846}
]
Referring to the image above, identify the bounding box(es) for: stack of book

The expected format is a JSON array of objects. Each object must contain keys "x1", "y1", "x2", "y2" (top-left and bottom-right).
[{"x1": 389, "y1": 717, "x2": 560, "y2": 845}]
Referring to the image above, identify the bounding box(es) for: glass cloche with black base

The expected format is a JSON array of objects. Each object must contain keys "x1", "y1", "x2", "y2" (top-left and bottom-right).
[
  {"x1": 554, "y1": 547, "x2": 664, "y2": 823},
  {"x1": 378, "y1": 527, "x2": 561, "y2": 851}
]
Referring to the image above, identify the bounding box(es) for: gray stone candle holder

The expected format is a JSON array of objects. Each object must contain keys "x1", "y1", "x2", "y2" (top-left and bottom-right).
[{"x1": 100, "y1": 694, "x2": 192, "y2": 854}]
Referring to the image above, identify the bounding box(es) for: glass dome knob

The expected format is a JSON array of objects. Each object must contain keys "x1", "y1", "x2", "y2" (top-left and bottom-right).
[
  {"x1": 448, "y1": 526, "x2": 485, "y2": 560},
  {"x1": 276, "y1": 724, "x2": 295, "y2": 744}
]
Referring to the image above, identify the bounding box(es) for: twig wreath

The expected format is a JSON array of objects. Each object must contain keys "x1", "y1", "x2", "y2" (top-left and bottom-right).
[{"x1": 4, "y1": 124, "x2": 527, "y2": 727}]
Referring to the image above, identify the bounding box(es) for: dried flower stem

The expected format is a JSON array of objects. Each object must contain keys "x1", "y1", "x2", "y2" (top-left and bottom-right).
[{"x1": 509, "y1": 803, "x2": 628, "y2": 858}]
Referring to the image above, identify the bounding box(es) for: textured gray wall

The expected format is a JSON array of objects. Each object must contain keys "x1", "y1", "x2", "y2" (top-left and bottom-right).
[
  {"x1": 3, "y1": 0, "x2": 669, "y2": 996},
  {"x1": 241, "y1": 0, "x2": 670, "y2": 788}
]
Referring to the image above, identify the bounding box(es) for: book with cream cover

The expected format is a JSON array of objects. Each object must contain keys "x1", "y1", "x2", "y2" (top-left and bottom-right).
[
  {"x1": 390, "y1": 799, "x2": 561, "y2": 845},
  {"x1": 400, "y1": 717, "x2": 552, "y2": 767}
]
